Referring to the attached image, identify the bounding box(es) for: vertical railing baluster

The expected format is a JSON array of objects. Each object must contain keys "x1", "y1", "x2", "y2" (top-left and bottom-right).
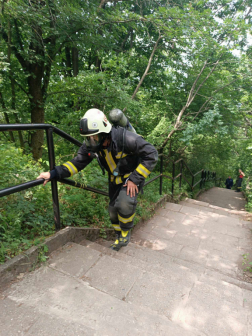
[
  {"x1": 172, "y1": 161, "x2": 175, "y2": 196},
  {"x1": 159, "y1": 153, "x2": 163, "y2": 195},
  {"x1": 46, "y1": 127, "x2": 61, "y2": 230},
  {"x1": 200, "y1": 170, "x2": 203, "y2": 189},
  {"x1": 179, "y1": 160, "x2": 183, "y2": 189}
]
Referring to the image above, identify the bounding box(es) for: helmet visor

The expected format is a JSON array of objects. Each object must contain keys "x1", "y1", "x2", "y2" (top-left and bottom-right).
[{"x1": 80, "y1": 118, "x2": 99, "y2": 135}]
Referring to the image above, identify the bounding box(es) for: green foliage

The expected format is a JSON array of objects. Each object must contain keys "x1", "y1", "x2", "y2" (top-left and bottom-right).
[
  {"x1": 242, "y1": 253, "x2": 252, "y2": 273},
  {"x1": 1, "y1": 0, "x2": 252, "y2": 263},
  {"x1": 0, "y1": 143, "x2": 55, "y2": 263},
  {"x1": 37, "y1": 245, "x2": 49, "y2": 264},
  {"x1": 147, "y1": 116, "x2": 173, "y2": 148}
]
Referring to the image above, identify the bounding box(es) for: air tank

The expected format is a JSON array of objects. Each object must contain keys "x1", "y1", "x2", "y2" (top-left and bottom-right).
[{"x1": 108, "y1": 108, "x2": 136, "y2": 133}]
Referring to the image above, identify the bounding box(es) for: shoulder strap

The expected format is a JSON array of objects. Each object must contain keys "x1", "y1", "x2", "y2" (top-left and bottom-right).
[{"x1": 113, "y1": 128, "x2": 126, "y2": 177}]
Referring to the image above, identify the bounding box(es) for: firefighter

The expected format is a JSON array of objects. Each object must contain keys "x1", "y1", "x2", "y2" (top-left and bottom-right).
[{"x1": 37, "y1": 108, "x2": 158, "y2": 251}]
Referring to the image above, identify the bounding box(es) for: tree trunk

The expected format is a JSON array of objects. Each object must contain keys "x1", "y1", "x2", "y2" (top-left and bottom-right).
[
  {"x1": 95, "y1": 56, "x2": 102, "y2": 72},
  {"x1": 65, "y1": 47, "x2": 72, "y2": 77},
  {"x1": 28, "y1": 65, "x2": 45, "y2": 161},
  {"x1": 72, "y1": 47, "x2": 78, "y2": 77},
  {"x1": 10, "y1": 75, "x2": 25, "y2": 148},
  {"x1": 0, "y1": 91, "x2": 15, "y2": 142}
]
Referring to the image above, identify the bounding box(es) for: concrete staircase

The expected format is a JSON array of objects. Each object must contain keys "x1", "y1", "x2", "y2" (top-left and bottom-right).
[{"x1": 2, "y1": 197, "x2": 252, "y2": 335}]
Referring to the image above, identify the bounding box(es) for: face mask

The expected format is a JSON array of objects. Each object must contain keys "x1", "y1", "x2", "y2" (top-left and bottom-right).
[{"x1": 85, "y1": 134, "x2": 104, "y2": 152}]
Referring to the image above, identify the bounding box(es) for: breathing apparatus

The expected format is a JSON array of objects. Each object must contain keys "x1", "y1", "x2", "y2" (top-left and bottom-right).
[
  {"x1": 108, "y1": 108, "x2": 136, "y2": 134},
  {"x1": 108, "y1": 108, "x2": 136, "y2": 177}
]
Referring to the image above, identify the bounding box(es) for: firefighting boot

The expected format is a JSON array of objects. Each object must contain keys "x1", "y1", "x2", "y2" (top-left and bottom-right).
[
  {"x1": 110, "y1": 230, "x2": 131, "y2": 251},
  {"x1": 118, "y1": 230, "x2": 131, "y2": 247},
  {"x1": 110, "y1": 231, "x2": 121, "y2": 251}
]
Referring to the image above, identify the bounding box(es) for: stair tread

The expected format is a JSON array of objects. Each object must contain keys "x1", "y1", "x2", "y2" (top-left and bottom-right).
[
  {"x1": 5, "y1": 260, "x2": 202, "y2": 336},
  {"x1": 2, "y1": 189, "x2": 252, "y2": 336},
  {"x1": 80, "y1": 238, "x2": 202, "y2": 282},
  {"x1": 0, "y1": 297, "x2": 95, "y2": 336}
]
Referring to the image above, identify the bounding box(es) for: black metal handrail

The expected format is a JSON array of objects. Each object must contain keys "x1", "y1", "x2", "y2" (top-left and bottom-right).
[
  {"x1": 158, "y1": 153, "x2": 217, "y2": 195},
  {"x1": 0, "y1": 123, "x2": 219, "y2": 231}
]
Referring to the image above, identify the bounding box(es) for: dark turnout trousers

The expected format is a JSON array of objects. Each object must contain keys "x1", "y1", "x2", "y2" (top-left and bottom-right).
[{"x1": 108, "y1": 182, "x2": 138, "y2": 233}]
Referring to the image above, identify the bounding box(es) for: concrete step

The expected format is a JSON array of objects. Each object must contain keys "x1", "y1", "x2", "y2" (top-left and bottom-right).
[
  {"x1": 165, "y1": 200, "x2": 241, "y2": 220},
  {"x1": 49, "y1": 242, "x2": 200, "y2": 328},
  {"x1": 80, "y1": 238, "x2": 202, "y2": 287},
  {"x1": 0, "y1": 297, "x2": 95, "y2": 336},
  {"x1": 98, "y1": 231, "x2": 247, "y2": 282},
  {"x1": 82, "y1": 239, "x2": 252, "y2": 336},
  {"x1": 4, "y1": 243, "x2": 203, "y2": 336},
  {"x1": 93, "y1": 204, "x2": 252, "y2": 279},
  {"x1": 180, "y1": 197, "x2": 250, "y2": 218},
  {"x1": 177, "y1": 199, "x2": 252, "y2": 228},
  {"x1": 158, "y1": 202, "x2": 233, "y2": 224},
  {"x1": 5, "y1": 239, "x2": 252, "y2": 336},
  {"x1": 159, "y1": 201, "x2": 248, "y2": 229},
  {"x1": 2, "y1": 186, "x2": 252, "y2": 336},
  {"x1": 81, "y1": 238, "x2": 252, "y2": 292}
]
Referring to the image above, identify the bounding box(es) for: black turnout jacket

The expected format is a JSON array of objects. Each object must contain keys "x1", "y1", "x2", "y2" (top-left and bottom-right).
[{"x1": 51, "y1": 127, "x2": 158, "y2": 187}]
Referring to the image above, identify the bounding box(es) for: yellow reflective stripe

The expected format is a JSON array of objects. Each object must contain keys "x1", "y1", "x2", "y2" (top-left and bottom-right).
[
  {"x1": 111, "y1": 175, "x2": 126, "y2": 184},
  {"x1": 124, "y1": 173, "x2": 130, "y2": 178},
  {"x1": 118, "y1": 213, "x2": 135, "y2": 224},
  {"x1": 136, "y1": 164, "x2": 151, "y2": 178},
  {"x1": 104, "y1": 149, "x2": 117, "y2": 173},
  {"x1": 115, "y1": 176, "x2": 123, "y2": 184},
  {"x1": 115, "y1": 152, "x2": 128, "y2": 159},
  {"x1": 112, "y1": 224, "x2": 121, "y2": 231},
  {"x1": 121, "y1": 230, "x2": 129, "y2": 237},
  {"x1": 63, "y1": 161, "x2": 78, "y2": 177}
]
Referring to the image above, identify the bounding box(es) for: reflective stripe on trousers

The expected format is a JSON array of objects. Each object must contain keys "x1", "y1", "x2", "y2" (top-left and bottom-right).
[{"x1": 108, "y1": 183, "x2": 138, "y2": 231}]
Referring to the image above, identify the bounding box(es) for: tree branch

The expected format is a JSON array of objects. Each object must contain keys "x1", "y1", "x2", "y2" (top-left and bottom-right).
[
  {"x1": 9, "y1": 75, "x2": 29, "y2": 96},
  {"x1": 130, "y1": 34, "x2": 162, "y2": 101},
  {"x1": 1, "y1": 28, "x2": 28, "y2": 71},
  {"x1": 189, "y1": 60, "x2": 220, "y2": 105},
  {"x1": 159, "y1": 57, "x2": 232, "y2": 150},
  {"x1": 46, "y1": 90, "x2": 115, "y2": 98}
]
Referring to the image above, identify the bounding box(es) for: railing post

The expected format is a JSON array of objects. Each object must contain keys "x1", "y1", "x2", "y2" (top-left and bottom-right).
[
  {"x1": 46, "y1": 127, "x2": 61, "y2": 230},
  {"x1": 179, "y1": 160, "x2": 183, "y2": 189},
  {"x1": 172, "y1": 161, "x2": 175, "y2": 196},
  {"x1": 159, "y1": 153, "x2": 163, "y2": 195},
  {"x1": 200, "y1": 170, "x2": 203, "y2": 189}
]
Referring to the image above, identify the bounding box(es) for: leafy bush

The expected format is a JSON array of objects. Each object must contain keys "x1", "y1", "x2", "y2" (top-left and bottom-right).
[{"x1": 0, "y1": 143, "x2": 55, "y2": 263}]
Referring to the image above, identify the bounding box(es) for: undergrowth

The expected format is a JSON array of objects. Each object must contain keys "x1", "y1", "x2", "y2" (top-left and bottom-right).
[{"x1": 244, "y1": 181, "x2": 252, "y2": 212}]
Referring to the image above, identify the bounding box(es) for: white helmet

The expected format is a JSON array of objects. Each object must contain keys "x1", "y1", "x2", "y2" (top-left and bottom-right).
[
  {"x1": 80, "y1": 109, "x2": 112, "y2": 152},
  {"x1": 80, "y1": 108, "x2": 112, "y2": 136}
]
